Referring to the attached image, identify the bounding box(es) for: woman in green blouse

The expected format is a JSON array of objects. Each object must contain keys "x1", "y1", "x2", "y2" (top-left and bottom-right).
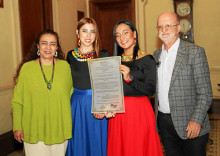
[{"x1": 12, "y1": 30, "x2": 72, "y2": 156}]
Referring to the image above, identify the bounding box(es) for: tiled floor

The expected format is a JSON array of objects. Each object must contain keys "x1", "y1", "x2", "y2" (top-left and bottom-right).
[
  {"x1": 7, "y1": 114, "x2": 220, "y2": 156},
  {"x1": 207, "y1": 114, "x2": 220, "y2": 156}
]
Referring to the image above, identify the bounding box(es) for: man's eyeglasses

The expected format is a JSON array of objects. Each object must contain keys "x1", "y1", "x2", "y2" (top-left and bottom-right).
[{"x1": 156, "y1": 24, "x2": 179, "y2": 31}]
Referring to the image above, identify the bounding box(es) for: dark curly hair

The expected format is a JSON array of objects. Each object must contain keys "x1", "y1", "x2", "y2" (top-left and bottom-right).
[
  {"x1": 14, "y1": 29, "x2": 65, "y2": 84},
  {"x1": 113, "y1": 20, "x2": 140, "y2": 60}
]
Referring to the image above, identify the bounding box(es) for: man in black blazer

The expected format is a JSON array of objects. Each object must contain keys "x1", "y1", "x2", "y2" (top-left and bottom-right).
[{"x1": 153, "y1": 11, "x2": 212, "y2": 156}]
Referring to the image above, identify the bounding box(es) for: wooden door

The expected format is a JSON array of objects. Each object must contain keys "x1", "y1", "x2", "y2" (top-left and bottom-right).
[
  {"x1": 90, "y1": 0, "x2": 135, "y2": 56},
  {"x1": 19, "y1": 0, "x2": 53, "y2": 59}
]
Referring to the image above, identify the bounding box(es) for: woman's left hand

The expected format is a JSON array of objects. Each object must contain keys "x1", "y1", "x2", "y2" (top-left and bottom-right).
[
  {"x1": 13, "y1": 130, "x2": 24, "y2": 143},
  {"x1": 105, "y1": 112, "x2": 116, "y2": 118},
  {"x1": 119, "y1": 65, "x2": 130, "y2": 81},
  {"x1": 93, "y1": 113, "x2": 105, "y2": 120}
]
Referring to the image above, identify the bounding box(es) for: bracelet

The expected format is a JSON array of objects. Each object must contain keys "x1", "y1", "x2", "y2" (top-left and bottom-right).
[{"x1": 125, "y1": 77, "x2": 132, "y2": 83}]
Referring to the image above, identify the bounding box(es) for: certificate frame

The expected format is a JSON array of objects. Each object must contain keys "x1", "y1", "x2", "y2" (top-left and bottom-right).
[{"x1": 88, "y1": 56, "x2": 125, "y2": 113}]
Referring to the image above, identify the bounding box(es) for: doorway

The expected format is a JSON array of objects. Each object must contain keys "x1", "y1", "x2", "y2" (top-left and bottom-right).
[
  {"x1": 89, "y1": 0, "x2": 135, "y2": 56},
  {"x1": 19, "y1": 0, "x2": 53, "y2": 59}
]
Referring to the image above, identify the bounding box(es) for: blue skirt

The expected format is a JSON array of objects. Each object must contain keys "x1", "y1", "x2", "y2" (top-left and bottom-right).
[{"x1": 66, "y1": 89, "x2": 108, "y2": 156}]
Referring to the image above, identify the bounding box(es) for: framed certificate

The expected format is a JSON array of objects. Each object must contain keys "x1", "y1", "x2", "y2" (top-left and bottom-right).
[{"x1": 88, "y1": 56, "x2": 125, "y2": 113}]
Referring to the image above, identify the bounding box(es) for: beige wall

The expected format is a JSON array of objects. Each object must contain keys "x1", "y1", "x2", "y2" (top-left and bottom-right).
[
  {"x1": 0, "y1": 0, "x2": 21, "y2": 135},
  {"x1": 137, "y1": 0, "x2": 220, "y2": 98},
  {"x1": 193, "y1": 0, "x2": 220, "y2": 98},
  {"x1": 145, "y1": 0, "x2": 174, "y2": 53}
]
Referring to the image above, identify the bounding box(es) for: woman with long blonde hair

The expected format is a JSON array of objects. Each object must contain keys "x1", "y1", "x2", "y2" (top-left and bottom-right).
[{"x1": 66, "y1": 18, "x2": 108, "y2": 156}]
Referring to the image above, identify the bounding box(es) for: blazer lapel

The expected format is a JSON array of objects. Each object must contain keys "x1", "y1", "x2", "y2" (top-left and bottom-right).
[
  {"x1": 169, "y1": 40, "x2": 188, "y2": 90},
  {"x1": 154, "y1": 48, "x2": 162, "y2": 93},
  {"x1": 153, "y1": 48, "x2": 162, "y2": 120},
  {"x1": 154, "y1": 48, "x2": 162, "y2": 63}
]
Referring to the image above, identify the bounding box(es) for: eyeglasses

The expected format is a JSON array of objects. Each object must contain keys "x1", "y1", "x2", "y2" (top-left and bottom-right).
[{"x1": 156, "y1": 24, "x2": 179, "y2": 31}]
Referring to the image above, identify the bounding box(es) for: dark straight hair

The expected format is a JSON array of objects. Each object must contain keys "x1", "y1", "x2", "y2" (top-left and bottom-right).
[{"x1": 113, "y1": 20, "x2": 140, "y2": 60}]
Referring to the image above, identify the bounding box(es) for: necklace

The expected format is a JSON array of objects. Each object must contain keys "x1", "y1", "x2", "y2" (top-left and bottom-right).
[
  {"x1": 78, "y1": 48, "x2": 94, "y2": 54},
  {"x1": 39, "y1": 58, "x2": 55, "y2": 90},
  {"x1": 72, "y1": 48, "x2": 94, "y2": 62},
  {"x1": 121, "y1": 50, "x2": 145, "y2": 62}
]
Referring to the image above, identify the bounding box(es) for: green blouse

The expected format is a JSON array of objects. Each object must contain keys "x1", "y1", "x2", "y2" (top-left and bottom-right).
[{"x1": 11, "y1": 60, "x2": 73, "y2": 145}]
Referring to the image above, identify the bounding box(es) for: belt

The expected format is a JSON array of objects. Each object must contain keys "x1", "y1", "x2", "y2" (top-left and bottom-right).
[{"x1": 158, "y1": 111, "x2": 171, "y2": 116}]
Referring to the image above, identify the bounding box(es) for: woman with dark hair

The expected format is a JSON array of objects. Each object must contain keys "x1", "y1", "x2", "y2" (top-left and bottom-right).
[
  {"x1": 66, "y1": 17, "x2": 108, "y2": 156},
  {"x1": 107, "y1": 20, "x2": 163, "y2": 156},
  {"x1": 11, "y1": 29, "x2": 73, "y2": 156}
]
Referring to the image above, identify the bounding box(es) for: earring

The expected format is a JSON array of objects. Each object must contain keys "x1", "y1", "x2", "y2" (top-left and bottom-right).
[
  {"x1": 55, "y1": 51, "x2": 58, "y2": 57},
  {"x1": 134, "y1": 38, "x2": 136, "y2": 45},
  {"x1": 77, "y1": 39, "x2": 81, "y2": 47},
  {"x1": 37, "y1": 50, "x2": 40, "y2": 56}
]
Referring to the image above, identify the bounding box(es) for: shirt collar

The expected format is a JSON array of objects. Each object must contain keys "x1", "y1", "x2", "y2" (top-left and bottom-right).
[{"x1": 162, "y1": 38, "x2": 180, "y2": 53}]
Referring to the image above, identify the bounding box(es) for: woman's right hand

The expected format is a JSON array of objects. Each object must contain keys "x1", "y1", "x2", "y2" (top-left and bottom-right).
[
  {"x1": 119, "y1": 64, "x2": 130, "y2": 81},
  {"x1": 93, "y1": 113, "x2": 105, "y2": 120},
  {"x1": 105, "y1": 112, "x2": 116, "y2": 118},
  {"x1": 14, "y1": 130, "x2": 24, "y2": 143}
]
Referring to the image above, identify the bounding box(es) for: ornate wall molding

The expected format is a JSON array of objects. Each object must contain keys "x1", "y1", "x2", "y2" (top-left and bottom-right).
[
  {"x1": 0, "y1": 0, "x2": 20, "y2": 94},
  {"x1": 210, "y1": 67, "x2": 220, "y2": 71},
  {"x1": 135, "y1": 0, "x2": 148, "y2": 51},
  {"x1": 0, "y1": 85, "x2": 14, "y2": 93},
  {"x1": 52, "y1": 0, "x2": 60, "y2": 34},
  {"x1": 12, "y1": 0, "x2": 22, "y2": 69}
]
